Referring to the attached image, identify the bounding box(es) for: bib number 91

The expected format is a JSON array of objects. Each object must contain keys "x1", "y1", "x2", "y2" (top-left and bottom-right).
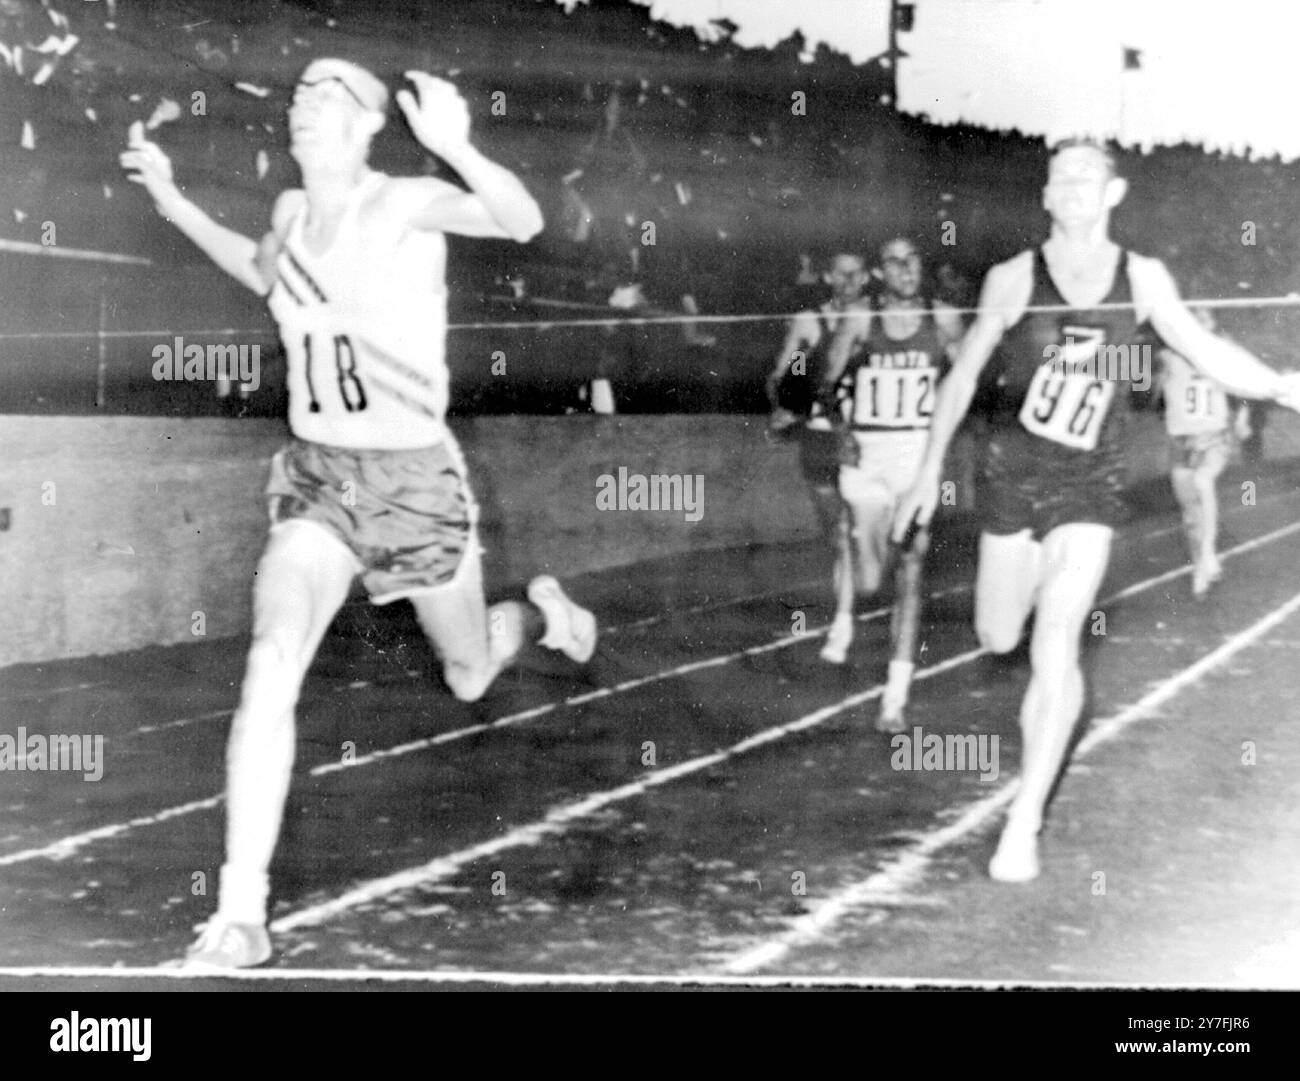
[{"x1": 1183, "y1": 378, "x2": 1222, "y2": 421}]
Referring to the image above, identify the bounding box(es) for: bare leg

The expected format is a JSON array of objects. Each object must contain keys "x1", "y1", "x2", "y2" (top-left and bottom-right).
[
  {"x1": 829, "y1": 511, "x2": 854, "y2": 616},
  {"x1": 974, "y1": 529, "x2": 1040, "y2": 656},
  {"x1": 1193, "y1": 443, "x2": 1228, "y2": 589},
  {"x1": 822, "y1": 476, "x2": 891, "y2": 664},
  {"x1": 221, "y1": 521, "x2": 357, "y2": 925},
  {"x1": 878, "y1": 525, "x2": 929, "y2": 733},
  {"x1": 810, "y1": 482, "x2": 851, "y2": 627},
  {"x1": 1170, "y1": 464, "x2": 1201, "y2": 567},
  {"x1": 408, "y1": 543, "x2": 541, "y2": 703},
  {"x1": 990, "y1": 523, "x2": 1112, "y2": 882},
  {"x1": 808, "y1": 481, "x2": 843, "y2": 545},
  {"x1": 890, "y1": 527, "x2": 928, "y2": 662},
  {"x1": 849, "y1": 499, "x2": 891, "y2": 597}
]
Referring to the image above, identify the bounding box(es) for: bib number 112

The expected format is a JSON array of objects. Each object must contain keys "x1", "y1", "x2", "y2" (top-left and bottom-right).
[{"x1": 850, "y1": 367, "x2": 935, "y2": 427}]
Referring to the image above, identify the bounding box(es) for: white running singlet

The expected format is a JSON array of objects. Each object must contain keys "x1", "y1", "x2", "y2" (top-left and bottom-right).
[
  {"x1": 268, "y1": 172, "x2": 451, "y2": 449},
  {"x1": 1162, "y1": 347, "x2": 1229, "y2": 437}
]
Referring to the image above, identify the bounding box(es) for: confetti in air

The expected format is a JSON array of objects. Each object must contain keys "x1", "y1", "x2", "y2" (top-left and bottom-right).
[{"x1": 145, "y1": 98, "x2": 182, "y2": 131}]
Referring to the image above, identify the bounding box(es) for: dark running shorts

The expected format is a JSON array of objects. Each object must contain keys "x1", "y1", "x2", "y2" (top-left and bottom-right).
[
  {"x1": 1169, "y1": 429, "x2": 1232, "y2": 472},
  {"x1": 981, "y1": 437, "x2": 1128, "y2": 540},
  {"x1": 799, "y1": 424, "x2": 840, "y2": 488},
  {"x1": 266, "y1": 438, "x2": 476, "y2": 604}
]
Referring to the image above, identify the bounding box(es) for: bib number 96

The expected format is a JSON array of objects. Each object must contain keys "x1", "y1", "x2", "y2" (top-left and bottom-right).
[{"x1": 1019, "y1": 363, "x2": 1114, "y2": 450}]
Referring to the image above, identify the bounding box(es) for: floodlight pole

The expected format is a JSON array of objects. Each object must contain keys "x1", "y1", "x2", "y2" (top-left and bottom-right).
[{"x1": 888, "y1": 1, "x2": 913, "y2": 105}]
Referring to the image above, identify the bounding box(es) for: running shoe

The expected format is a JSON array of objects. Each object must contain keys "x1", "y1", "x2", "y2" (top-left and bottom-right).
[
  {"x1": 989, "y1": 820, "x2": 1040, "y2": 883},
  {"x1": 820, "y1": 613, "x2": 853, "y2": 664},
  {"x1": 528, "y1": 576, "x2": 598, "y2": 663},
  {"x1": 181, "y1": 917, "x2": 272, "y2": 969},
  {"x1": 1192, "y1": 554, "x2": 1225, "y2": 598},
  {"x1": 877, "y1": 660, "x2": 913, "y2": 733}
]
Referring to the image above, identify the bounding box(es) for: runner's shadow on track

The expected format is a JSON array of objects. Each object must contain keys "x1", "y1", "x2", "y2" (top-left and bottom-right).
[{"x1": 327, "y1": 594, "x2": 603, "y2": 687}]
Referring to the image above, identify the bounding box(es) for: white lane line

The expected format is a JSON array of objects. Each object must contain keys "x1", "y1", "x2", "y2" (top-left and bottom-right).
[
  {"x1": 0, "y1": 964, "x2": 1157, "y2": 987},
  {"x1": 717, "y1": 583, "x2": 1300, "y2": 975},
  {"x1": 270, "y1": 518, "x2": 1300, "y2": 935},
  {"x1": 0, "y1": 681, "x2": 110, "y2": 704},
  {"x1": 1106, "y1": 519, "x2": 1300, "y2": 603},
  {"x1": 271, "y1": 645, "x2": 986, "y2": 934},
  {"x1": 134, "y1": 709, "x2": 230, "y2": 735},
  {"x1": 341, "y1": 574, "x2": 827, "y2": 633},
  {"x1": 310, "y1": 600, "x2": 906, "y2": 777},
  {"x1": 125, "y1": 579, "x2": 832, "y2": 738},
  {"x1": 1, "y1": 484, "x2": 1280, "y2": 722},
  {"x1": 1075, "y1": 587, "x2": 1300, "y2": 757},
  {"x1": 0, "y1": 795, "x2": 224, "y2": 868},
  {"x1": 26, "y1": 494, "x2": 1273, "y2": 737},
  {"x1": 0, "y1": 599, "x2": 899, "y2": 866},
  {"x1": 1, "y1": 516, "x2": 1294, "y2": 870},
  {"x1": 602, "y1": 578, "x2": 824, "y2": 634}
]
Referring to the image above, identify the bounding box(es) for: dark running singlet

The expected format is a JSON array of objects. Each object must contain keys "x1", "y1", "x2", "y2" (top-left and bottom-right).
[
  {"x1": 981, "y1": 247, "x2": 1146, "y2": 535},
  {"x1": 777, "y1": 302, "x2": 840, "y2": 417},
  {"x1": 791, "y1": 303, "x2": 848, "y2": 488},
  {"x1": 836, "y1": 297, "x2": 945, "y2": 431},
  {"x1": 810, "y1": 304, "x2": 841, "y2": 388}
]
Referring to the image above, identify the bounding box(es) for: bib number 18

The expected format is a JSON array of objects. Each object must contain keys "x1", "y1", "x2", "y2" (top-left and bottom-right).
[{"x1": 303, "y1": 332, "x2": 368, "y2": 413}]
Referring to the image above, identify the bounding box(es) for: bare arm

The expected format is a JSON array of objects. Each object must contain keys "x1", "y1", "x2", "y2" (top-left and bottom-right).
[
  {"x1": 1234, "y1": 400, "x2": 1253, "y2": 441},
  {"x1": 392, "y1": 176, "x2": 533, "y2": 239},
  {"x1": 892, "y1": 254, "x2": 1030, "y2": 539},
  {"x1": 917, "y1": 258, "x2": 1027, "y2": 477},
  {"x1": 249, "y1": 191, "x2": 302, "y2": 292},
  {"x1": 766, "y1": 315, "x2": 813, "y2": 409},
  {"x1": 933, "y1": 301, "x2": 967, "y2": 363},
  {"x1": 398, "y1": 73, "x2": 543, "y2": 242},
  {"x1": 119, "y1": 122, "x2": 268, "y2": 294},
  {"x1": 767, "y1": 310, "x2": 828, "y2": 405},
  {"x1": 1153, "y1": 348, "x2": 1172, "y2": 408},
  {"x1": 820, "y1": 301, "x2": 873, "y2": 393},
  {"x1": 1132, "y1": 257, "x2": 1285, "y2": 401}
]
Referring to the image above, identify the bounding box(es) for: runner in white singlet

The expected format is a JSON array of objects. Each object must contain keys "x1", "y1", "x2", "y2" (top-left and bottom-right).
[
  {"x1": 123, "y1": 59, "x2": 597, "y2": 968},
  {"x1": 819, "y1": 238, "x2": 963, "y2": 731},
  {"x1": 1158, "y1": 307, "x2": 1249, "y2": 596}
]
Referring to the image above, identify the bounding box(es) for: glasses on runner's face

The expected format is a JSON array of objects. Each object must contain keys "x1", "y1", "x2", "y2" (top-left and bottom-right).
[{"x1": 293, "y1": 76, "x2": 368, "y2": 109}]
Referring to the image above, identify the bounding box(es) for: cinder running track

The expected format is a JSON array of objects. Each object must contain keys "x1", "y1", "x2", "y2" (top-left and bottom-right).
[{"x1": 2, "y1": 462, "x2": 1298, "y2": 991}]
